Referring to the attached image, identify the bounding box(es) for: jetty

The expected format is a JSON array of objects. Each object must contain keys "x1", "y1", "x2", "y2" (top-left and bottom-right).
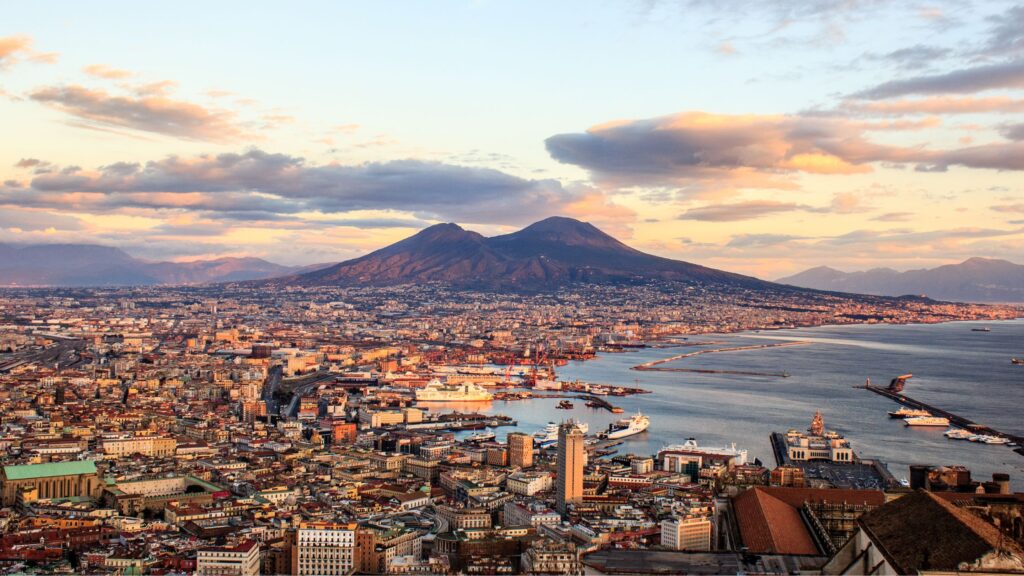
[
  {"x1": 863, "y1": 377, "x2": 1024, "y2": 455},
  {"x1": 632, "y1": 341, "x2": 810, "y2": 371}
]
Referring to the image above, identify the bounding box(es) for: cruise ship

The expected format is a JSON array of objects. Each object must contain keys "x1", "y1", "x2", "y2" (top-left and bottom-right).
[
  {"x1": 533, "y1": 421, "x2": 589, "y2": 447},
  {"x1": 904, "y1": 416, "x2": 950, "y2": 427},
  {"x1": 415, "y1": 379, "x2": 493, "y2": 402},
  {"x1": 888, "y1": 407, "x2": 931, "y2": 419},
  {"x1": 658, "y1": 438, "x2": 748, "y2": 465},
  {"x1": 598, "y1": 412, "x2": 650, "y2": 440}
]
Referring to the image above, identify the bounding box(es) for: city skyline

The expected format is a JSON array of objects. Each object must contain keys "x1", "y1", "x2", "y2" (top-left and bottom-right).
[{"x1": 2, "y1": 1, "x2": 1024, "y2": 278}]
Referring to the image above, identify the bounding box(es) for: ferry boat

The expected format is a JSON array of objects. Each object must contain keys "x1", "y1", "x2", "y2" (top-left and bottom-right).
[
  {"x1": 904, "y1": 416, "x2": 950, "y2": 427},
  {"x1": 599, "y1": 412, "x2": 650, "y2": 440},
  {"x1": 888, "y1": 407, "x2": 931, "y2": 419},
  {"x1": 466, "y1": 431, "x2": 496, "y2": 443},
  {"x1": 415, "y1": 379, "x2": 493, "y2": 402},
  {"x1": 533, "y1": 421, "x2": 589, "y2": 447}
]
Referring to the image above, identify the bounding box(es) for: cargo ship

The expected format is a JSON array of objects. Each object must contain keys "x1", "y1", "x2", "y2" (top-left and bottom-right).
[
  {"x1": 599, "y1": 412, "x2": 650, "y2": 439},
  {"x1": 416, "y1": 379, "x2": 493, "y2": 402},
  {"x1": 533, "y1": 421, "x2": 589, "y2": 447},
  {"x1": 904, "y1": 416, "x2": 950, "y2": 427}
]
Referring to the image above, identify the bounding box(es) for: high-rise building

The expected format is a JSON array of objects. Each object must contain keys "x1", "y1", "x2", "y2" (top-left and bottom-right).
[
  {"x1": 661, "y1": 516, "x2": 712, "y2": 551},
  {"x1": 555, "y1": 420, "x2": 585, "y2": 515},
  {"x1": 507, "y1": 432, "x2": 533, "y2": 468},
  {"x1": 294, "y1": 522, "x2": 357, "y2": 576}
]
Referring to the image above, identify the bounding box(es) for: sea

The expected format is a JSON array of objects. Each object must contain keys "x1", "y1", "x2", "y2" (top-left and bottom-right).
[{"x1": 433, "y1": 319, "x2": 1024, "y2": 490}]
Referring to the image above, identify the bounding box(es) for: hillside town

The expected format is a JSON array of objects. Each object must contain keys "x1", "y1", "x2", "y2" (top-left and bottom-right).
[{"x1": 0, "y1": 283, "x2": 1021, "y2": 575}]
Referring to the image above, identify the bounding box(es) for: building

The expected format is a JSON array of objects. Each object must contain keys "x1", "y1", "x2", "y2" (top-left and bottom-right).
[
  {"x1": 521, "y1": 538, "x2": 581, "y2": 575},
  {"x1": 100, "y1": 435, "x2": 177, "y2": 458},
  {"x1": 508, "y1": 432, "x2": 533, "y2": 468},
  {"x1": 506, "y1": 471, "x2": 553, "y2": 496},
  {"x1": 1, "y1": 460, "x2": 102, "y2": 506},
  {"x1": 196, "y1": 540, "x2": 260, "y2": 576},
  {"x1": 504, "y1": 501, "x2": 561, "y2": 528},
  {"x1": 783, "y1": 412, "x2": 854, "y2": 463},
  {"x1": 823, "y1": 490, "x2": 1024, "y2": 575},
  {"x1": 661, "y1": 516, "x2": 712, "y2": 551},
  {"x1": 294, "y1": 522, "x2": 357, "y2": 576},
  {"x1": 555, "y1": 421, "x2": 585, "y2": 515}
]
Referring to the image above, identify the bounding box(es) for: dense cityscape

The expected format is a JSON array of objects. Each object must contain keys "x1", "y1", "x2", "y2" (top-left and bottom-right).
[{"x1": 0, "y1": 283, "x2": 1021, "y2": 574}]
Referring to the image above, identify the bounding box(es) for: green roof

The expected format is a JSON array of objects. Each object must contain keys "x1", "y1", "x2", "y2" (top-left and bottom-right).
[{"x1": 3, "y1": 460, "x2": 97, "y2": 480}]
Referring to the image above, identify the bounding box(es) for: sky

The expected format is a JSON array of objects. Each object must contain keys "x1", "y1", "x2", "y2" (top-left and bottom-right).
[{"x1": 1, "y1": 0, "x2": 1023, "y2": 279}]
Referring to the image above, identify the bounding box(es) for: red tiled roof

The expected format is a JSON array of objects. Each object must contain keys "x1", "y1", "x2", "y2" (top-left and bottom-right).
[{"x1": 733, "y1": 487, "x2": 818, "y2": 555}]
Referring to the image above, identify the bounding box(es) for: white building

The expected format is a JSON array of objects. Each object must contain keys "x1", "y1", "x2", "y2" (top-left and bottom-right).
[
  {"x1": 503, "y1": 501, "x2": 561, "y2": 527},
  {"x1": 295, "y1": 522, "x2": 357, "y2": 576},
  {"x1": 661, "y1": 516, "x2": 712, "y2": 551},
  {"x1": 507, "y1": 471, "x2": 553, "y2": 496},
  {"x1": 196, "y1": 540, "x2": 260, "y2": 576}
]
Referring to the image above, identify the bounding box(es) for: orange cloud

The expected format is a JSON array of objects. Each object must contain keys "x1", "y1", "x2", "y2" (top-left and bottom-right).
[
  {"x1": 82, "y1": 64, "x2": 135, "y2": 79},
  {"x1": 0, "y1": 35, "x2": 58, "y2": 68}
]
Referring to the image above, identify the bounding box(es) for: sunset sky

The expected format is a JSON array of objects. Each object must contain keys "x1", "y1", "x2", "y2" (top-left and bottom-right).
[{"x1": 2, "y1": 1, "x2": 1023, "y2": 278}]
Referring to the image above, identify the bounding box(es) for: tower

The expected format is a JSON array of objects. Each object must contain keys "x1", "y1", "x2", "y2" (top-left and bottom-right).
[
  {"x1": 507, "y1": 432, "x2": 533, "y2": 468},
  {"x1": 556, "y1": 420, "x2": 585, "y2": 515},
  {"x1": 810, "y1": 410, "x2": 825, "y2": 436}
]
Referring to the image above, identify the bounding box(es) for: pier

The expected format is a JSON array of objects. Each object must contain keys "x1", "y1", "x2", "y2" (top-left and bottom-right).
[
  {"x1": 863, "y1": 382, "x2": 1024, "y2": 454},
  {"x1": 632, "y1": 341, "x2": 810, "y2": 371}
]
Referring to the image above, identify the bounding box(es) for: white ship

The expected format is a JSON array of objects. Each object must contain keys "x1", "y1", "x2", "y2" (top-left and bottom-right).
[
  {"x1": 888, "y1": 407, "x2": 931, "y2": 419},
  {"x1": 659, "y1": 438, "x2": 748, "y2": 465},
  {"x1": 904, "y1": 416, "x2": 950, "y2": 427},
  {"x1": 969, "y1": 434, "x2": 1010, "y2": 444},
  {"x1": 599, "y1": 412, "x2": 650, "y2": 439},
  {"x1": 533, "y1": 421, "x2": 589, "y2": 448},
  {"x1": 944, "y1": 428, "x2": 974, "y2": 440},
  {"x1": 415, "y1": 379, "x2": 493, "y2": 402},
  {"x1": 466, "y1": 431, "x2": 496, "y2": 443}
]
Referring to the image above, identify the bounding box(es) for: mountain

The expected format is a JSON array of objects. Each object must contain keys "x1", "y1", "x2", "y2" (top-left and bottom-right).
[
  {"x1": 777, "y1": 257, "x2": 1024, "y2": 302},
  {"x1": 281, "y1": 216, "x2": 775, "y2": 290},
  {"x1": 0, "y1": 243, "x2": 305, "y2": 287}
]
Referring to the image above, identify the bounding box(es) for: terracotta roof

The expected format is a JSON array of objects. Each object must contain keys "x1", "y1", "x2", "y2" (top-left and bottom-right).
[
  {"x1": 859, "y1": 490, "x2": 1024, "y2": 573},
  {"x1": 756, "y1": 486, "x2": 885, "y2": 508},
  {"x1": 733, "y1": 487, "x2": 818, "y2": 555}
]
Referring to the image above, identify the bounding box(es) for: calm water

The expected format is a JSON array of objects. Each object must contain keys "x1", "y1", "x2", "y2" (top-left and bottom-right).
[{"x1": 437, "y1": 319, "x2": 1024, "y2": 490}]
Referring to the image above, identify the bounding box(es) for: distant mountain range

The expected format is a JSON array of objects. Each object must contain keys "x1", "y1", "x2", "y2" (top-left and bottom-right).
[
  {"x1": 777, "y1": 258, "x2": 1024, "y2": 302},
  {"x1": 276, "y1": 216, "x2": 785, "y2": 291},
  {"x1": 0, "y1": 243, "x2": 326, "y2": 287}
]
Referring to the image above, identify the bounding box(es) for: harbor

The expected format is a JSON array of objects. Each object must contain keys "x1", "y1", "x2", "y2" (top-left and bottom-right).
[{"x1": 631, "y1": 340, "x2": 811, "y2": 372}]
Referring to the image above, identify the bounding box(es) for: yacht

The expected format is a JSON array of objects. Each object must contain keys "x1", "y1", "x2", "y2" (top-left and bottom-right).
[
  {"x1": 904, "y1": 416, "x2": 950, "y2": 427},
  {"x1": 888, "y1": 407, "x2": 931, "y2": 419},
  {"x1": 944, "y1": 428, "x2": 974, "y2": 440},
  {"x1": 599, "y1": 412, "x2": 650, "y2": 439}
]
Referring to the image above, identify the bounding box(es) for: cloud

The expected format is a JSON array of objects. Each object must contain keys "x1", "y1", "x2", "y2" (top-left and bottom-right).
[
  {"x1": 851, "y1": 59, "x2": 1024, "y2": 99},
  {"x1": 0, "y1": 35, "x2": 58, "y2": 69},
  {"x1": 1000, "y1": 123, "x2": 1024, "y2": 141},
  {"x1": 867, "y1": 44, "x2": 951, "y2": 70},
  {"x1": 992, "y1": 203, "x2": 1024, "y2": 214},
  {"x1": 546, "y1": 110, "x2": 1024, "y2": 190},
  {"x1": 726, "y1": 233, "x2": 807, "y2": 247},
  {"x1": 843, "y1": 96, "x2": 1024, "y2": 115},
  {"x1": 872, "y1": 212, "x2": 914, "y2": 222},
  {"x1": 29, "y1": 84, "x2": 249, "y2": 142},
  {"x1": 0, "y1": 149, "x2": 630, "y2": 227},
  {"x1": 677, "y1": 200, "x2": 809, "y2": 221},
  {"x1": 977, "y1": 4, "x2": 1024, "y2": 58},
  {"x1": 82, "y1": 64, "x2": 136, "y2": 79}
]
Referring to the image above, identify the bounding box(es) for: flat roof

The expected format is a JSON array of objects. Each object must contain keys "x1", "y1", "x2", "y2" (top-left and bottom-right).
[{"x1": 3, "y1": 460, "x2": 97, "y2": 480}]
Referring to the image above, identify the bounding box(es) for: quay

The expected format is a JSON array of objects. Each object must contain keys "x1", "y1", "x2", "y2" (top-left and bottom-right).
[{"x1": 863, "y1": 381, "x2": 1024, "y2": 454}]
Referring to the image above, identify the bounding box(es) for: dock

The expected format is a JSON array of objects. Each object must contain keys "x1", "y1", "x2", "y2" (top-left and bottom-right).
[
  {"x1": 632, "y1": 341, "x2": 810, "y2": 371},
  {"x1": 863, "y1": 382, "x2": 1024, "y2": 454}
]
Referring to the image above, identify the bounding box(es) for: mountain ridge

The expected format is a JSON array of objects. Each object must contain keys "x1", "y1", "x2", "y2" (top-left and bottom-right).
[{"x1": 778, "y1": 257, "x2": 1024, "y2": 302}]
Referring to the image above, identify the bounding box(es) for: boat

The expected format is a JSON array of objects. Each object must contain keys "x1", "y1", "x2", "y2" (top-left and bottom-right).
[
  {"x1": 972, "y1": 327, "x2": 991, "y2": 332},
  {"x1": 968, "y1": 434, "x2": 1010, "y2": 444},
  {"x1": 944, "y1": 428, "x2": 974, "y2": 440},
  {"x1": 610, "y1": 407, "x2": 624, "y2": 414},
  {"x1": 1012, "y1": 358, "x2": 1023, "y2": 365},
  {"x1": 415, "y1": 379, "x2": 493, "y2": 402},
  {"x1": 598, "y1": 412, "x2": 650, "y2": 439},
  {"x1": 888, "y1": 407, "x2": 931, "y2": 419},
  {"x1": 466, "y1": 431, "x2": 496, "y2": 443},
  {"x1": 904, "y1": 416, "x2": 950, "y2": 427},
  {"x1": 533, "y1": 421, "x2": 589, "y2": 447},
  {"x1": 557, "y1": 400, "x2": 573, "y2": 410}
]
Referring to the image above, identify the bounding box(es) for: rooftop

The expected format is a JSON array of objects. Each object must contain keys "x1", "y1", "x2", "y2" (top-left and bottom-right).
[{"x1": 3, "y1": 460, "x2": 97, "y2": 480}]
